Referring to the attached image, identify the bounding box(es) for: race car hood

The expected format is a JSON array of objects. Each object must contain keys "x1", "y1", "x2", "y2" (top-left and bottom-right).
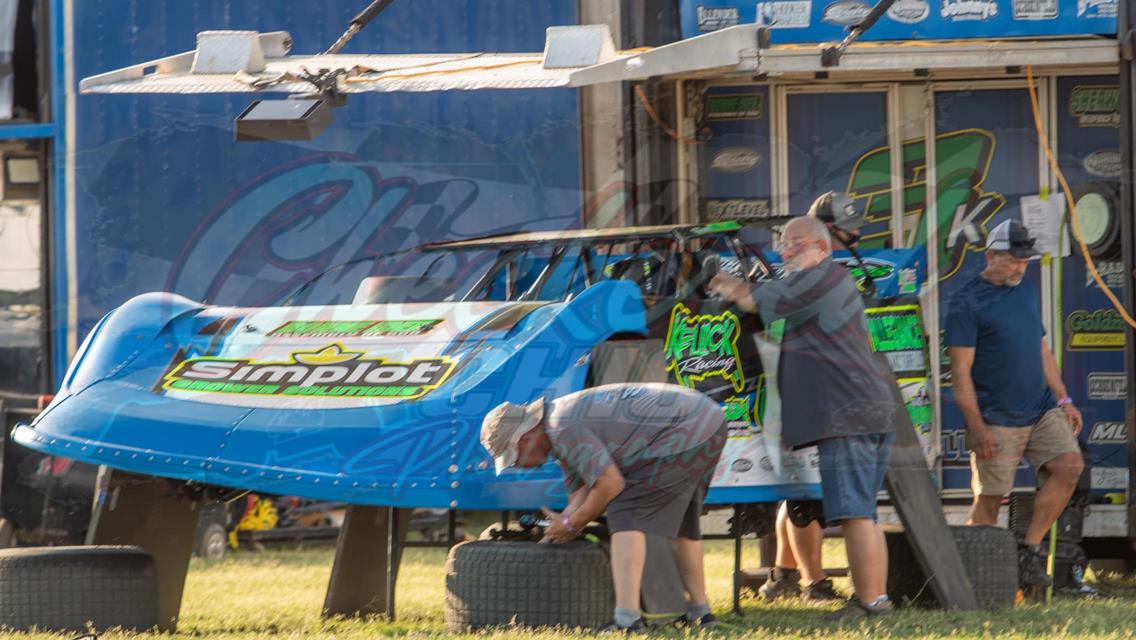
[{"x1": 13, "y1": 281, "x2": 655, "y2": 509}]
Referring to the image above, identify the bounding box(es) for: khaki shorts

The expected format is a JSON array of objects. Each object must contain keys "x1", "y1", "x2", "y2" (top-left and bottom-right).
[{"x1": 971, "y1": 408, "x2": 1079, "y2": 497}]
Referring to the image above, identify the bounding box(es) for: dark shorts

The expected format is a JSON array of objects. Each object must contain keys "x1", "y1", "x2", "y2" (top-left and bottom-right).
[
  {"x1": 817, "y1": 431, "x2": 894, "y2": 523},
  {"x1": 606, "y1": 423, "x2": 727, "y2": 540}
]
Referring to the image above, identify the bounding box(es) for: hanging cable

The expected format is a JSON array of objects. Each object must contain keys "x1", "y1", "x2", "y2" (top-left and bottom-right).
[
  {"x1": 1026, "y1": 65, "x2": 1136, "y2": 329},
  {"x1": 325, "y1": 0, "x2": 397, "y2": 54},
  {"x1": 634, "y1": 85, "x2": 703, "y2": 146}
]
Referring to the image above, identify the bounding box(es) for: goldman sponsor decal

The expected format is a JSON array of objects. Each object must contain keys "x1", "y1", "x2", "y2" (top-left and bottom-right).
[
  {"x1": 1065, "y1": 309, "x2": 1125, "y2": 350},
  {"x1": 711, "y1": 147, "x2": 762, "y2": 173},
  {"x1": 163, "y1": 344, "x2": 455, "y2": 399},
  {"x1": 823, "y1": 0, "x2": 872, "y2": 24},
  {"x1": 887, "y1": 0, "x2": 931, "y2": 22}
]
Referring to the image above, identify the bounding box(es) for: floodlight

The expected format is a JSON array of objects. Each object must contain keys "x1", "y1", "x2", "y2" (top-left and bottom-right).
[{"x1": 235, "y1": 98, "x2": 336, "y2": 141}]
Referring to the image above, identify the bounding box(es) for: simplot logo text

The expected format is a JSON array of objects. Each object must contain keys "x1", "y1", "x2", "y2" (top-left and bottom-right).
[{"x1": 164, "y1": 344, "x2": 455, "y2": 399}]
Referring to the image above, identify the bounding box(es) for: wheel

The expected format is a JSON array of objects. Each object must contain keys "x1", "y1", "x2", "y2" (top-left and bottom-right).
[
  {"x1": 445, "y1": 540, "x2": 613, "y2": 631},
  {"x1": 197, "y1": 522, "x2": 228, "y2": 561},
  {"x1": 0, "y1": 546, "x2": 158, "y2": 632},
  {"x1": 886, "y1": 525, "x2": 1017, "y2": 609}
]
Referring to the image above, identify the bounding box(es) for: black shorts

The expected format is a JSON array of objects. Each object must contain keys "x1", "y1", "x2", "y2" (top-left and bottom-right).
[{"x1": 606, "y1": 423, "x2": 727, "y2": 540}]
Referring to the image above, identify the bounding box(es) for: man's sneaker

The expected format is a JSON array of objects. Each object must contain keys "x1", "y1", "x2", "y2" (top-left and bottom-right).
[
  {"x1": 595, "y1": 618, "x2": 645, "y2": 634},
  {"x1": 758, "y1": 567, "x2": 802, "y2": 600},
  {"x1": 826, "y1": 597, "x2": 893, "y2": 622},
  {"x1": 673, "y1": 612, "x2": 718, "y2": 630},
  {"x1": 803, "y1": 578, "x2": 843, "y2": 601},
  {"x1": 1018, "y1": 544, "x2": 1053, "y2": 589}
]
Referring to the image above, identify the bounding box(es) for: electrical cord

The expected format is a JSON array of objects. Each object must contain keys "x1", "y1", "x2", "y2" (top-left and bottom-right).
[{"x1": 1026, "y1": 65, "x2": 1136, "y2": 329}]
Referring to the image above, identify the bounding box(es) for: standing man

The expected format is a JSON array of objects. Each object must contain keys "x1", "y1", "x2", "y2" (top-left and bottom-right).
[
  {"x1": 480, "y1": 382, "x2": 728, "y2": 632},
  {"x1": 710, "y1": 216, "x2": 900, "y2": 619},
  {"x1": 945, "y1": 219, "x2": 1084, "y2": 589}
]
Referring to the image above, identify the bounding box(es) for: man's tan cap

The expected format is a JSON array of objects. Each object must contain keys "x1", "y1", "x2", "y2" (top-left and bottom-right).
[{"x1": 480, "y1": 397, "x2": 546, "y2": 474}]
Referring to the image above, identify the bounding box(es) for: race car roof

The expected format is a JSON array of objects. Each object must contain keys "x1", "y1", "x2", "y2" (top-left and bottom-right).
[{"x1": 78, "y1": 24, "x2": 1118, "y2": 95}]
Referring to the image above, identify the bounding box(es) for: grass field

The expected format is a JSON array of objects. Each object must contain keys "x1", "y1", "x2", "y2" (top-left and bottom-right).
[{"x1": 8, "y1": 539, "x2": 1136, "y2": 639}]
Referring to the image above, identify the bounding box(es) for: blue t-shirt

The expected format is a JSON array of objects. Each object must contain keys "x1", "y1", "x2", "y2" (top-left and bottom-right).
[{"x1": 944, "y1": 276, "x2": 1055, "y2": 426}]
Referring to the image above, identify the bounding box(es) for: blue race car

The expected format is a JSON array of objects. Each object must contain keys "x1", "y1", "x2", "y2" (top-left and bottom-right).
[{"x1": 15, "y1": 221, "x2": 837, "y2": 511}]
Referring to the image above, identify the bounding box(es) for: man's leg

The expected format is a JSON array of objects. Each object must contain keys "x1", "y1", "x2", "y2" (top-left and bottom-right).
[
  {"x1": 1025, "y1": 452, "x2": 1084, "y2": 545},
  {"x1": 967, "y1": 495, "x2": 1003, "y2": 526},
  {"x1": 610, "y1": 530, "x2": 647, "y2": 611},
  {"x1": 785, "y1": 515, "x2": 826, "y2": 584},
  {"x1": 841, "y1": 518, "x2": 888, "y2": 604},
  {"x1": 671, "y1": 537, "x2": 708, "y2": 605},
  {"x1": 774, "y1": 503, "x2": 797, "y2": 569}
]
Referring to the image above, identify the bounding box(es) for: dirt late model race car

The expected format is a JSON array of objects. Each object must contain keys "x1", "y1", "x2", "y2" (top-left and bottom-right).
[{"x1": 13, "y1": 221, "x2": 926, "y2": 511}]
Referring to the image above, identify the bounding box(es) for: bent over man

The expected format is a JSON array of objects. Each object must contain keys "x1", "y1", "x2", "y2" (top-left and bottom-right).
[
  {"x1": 945, "y1": 220, "x2": 1084, "y2": 589},
  {"x1": 481, "y1": 382, "x2": 727, "y2": 632},
  {"x1": 710, "y1": 216, "x2": 900, "y2": 619}
]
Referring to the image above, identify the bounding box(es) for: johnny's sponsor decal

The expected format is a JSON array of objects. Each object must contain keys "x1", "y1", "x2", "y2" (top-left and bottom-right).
[
  {"x1": 941, "y1": 0, "x2": 998, "y2": 20},
  {"x1": 1088, "y1": 421, "x2": 1127, "y2": 444},
  {"x1": 1083, "y1": 149, "x2": 1122, "y2": 177},
  {"x1": 1069, "y1": 86, "x2": 1120, "y2": 127},
  {"x1": 757, "y1": 1, "x2": 812, "y2": 27},
  {"x1": 706, "y1": 199, "x2": 772, "y2": 221},
  {"x1": 1087, "y1": 373, "x2": 1126, "y2": 400},
  {"x1": 707, "y1": 93, "x2": 764, "y2": 120},
  {"x1": 696, "y1": 5, "x2": 740, "y2": 31},
  {"x1": 665, "y1": 304, "x2": 745, "y2": 392},
  {"x1": 823, "y1": 0, "x2": 872, "y2": 24},
  {"x1": 887, "y1": 0, "x2": 931, "y2": 22},
  {"x1": 1077, "y1": 0, "x2": 1117, "y2": 17},
  {"x1": 163, "y1": 344, "x2": 455, "y2": 399},
  {"x1": 1012, "y1": 0, "x2": 1057, "y2": 19},
  {"x1": 1065, "y1": 309, "x2": 1125, "y2": 350},
  {"x1": 268, "y1": 319, "x2": 442, "y2": 338},
  {"x1": 711, "y1": 147, "x2": 762, "y2": 173}
]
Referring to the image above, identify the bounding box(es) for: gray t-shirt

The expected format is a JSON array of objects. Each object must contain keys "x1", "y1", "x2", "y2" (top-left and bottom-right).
[
  {"x1": 750, "y1": 258, "x2": 899, "y2": 448},
  {"x1": 545, "y1": 383, "x2": 725, "y2": 490}
]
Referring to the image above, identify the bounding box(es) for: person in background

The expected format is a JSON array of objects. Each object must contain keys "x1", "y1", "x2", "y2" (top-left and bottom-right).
[
  {"x1": 945, "y1": 219, "x2": 1084, "y2": 589},
  {"x1": 710, "y1": 216, "x2": 899, "y2": 620}
]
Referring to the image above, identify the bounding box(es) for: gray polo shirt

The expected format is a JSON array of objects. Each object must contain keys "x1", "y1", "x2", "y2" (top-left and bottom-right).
[
  {"x1": 750, "y1": 258, "x2": 898, "y2": 448},
  {"x1": 545, "y1": 383, "x2": 725, "y2": 490}
]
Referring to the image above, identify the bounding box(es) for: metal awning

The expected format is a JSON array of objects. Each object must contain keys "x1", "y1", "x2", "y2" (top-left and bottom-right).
[{"x1": 79, "y1": 24, "x2": 1119, "y2": 95}]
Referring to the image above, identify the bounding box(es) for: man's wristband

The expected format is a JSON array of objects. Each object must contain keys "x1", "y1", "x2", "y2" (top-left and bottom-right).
[
  {"x1": 1057, "y1": 397, "x2": 1073, "y2": 407},
  {"x1": 562, "y1": 516, "x2": 576, "y2": 532}
]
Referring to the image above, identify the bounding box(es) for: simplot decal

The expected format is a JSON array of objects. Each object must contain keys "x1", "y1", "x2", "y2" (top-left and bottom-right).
[
  {"x1": 757, "y1": 1, "x2": 812, "y2": 27},
  {"x1": 696, "y1": 5, "x2": 740, "y2": 31},
  {"x1": 664, "y1": 304, "x2": 745, "y2": 392},
  {"x1": 1065, "y1": 309, "x2": 1125, "y2": 350},
  {"x1": 1069, "y1": 86, "x2": 1120, "y2": 127},
  {"x1": 163, "y1": 344, "x2": 455, "y2": 399},
  {"x1": 940, "y1": 0, "x2": 998, "y2": 20},
  {"x1": 268, "y1": 319, "x2": 442, "y2": 338},
  {"x1": 887, "y1": 0, "x2": 931, "y2": 22}
]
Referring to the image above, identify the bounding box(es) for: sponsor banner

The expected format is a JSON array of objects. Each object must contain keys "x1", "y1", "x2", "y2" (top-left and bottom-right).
[
  {"x1": 1068, "y1": 85, "x2": 1120, "y2": 128},
  {"x1": 702, "y1": 86, "x2": 772, "y2": 216},
  {"x1": 706, "y1": 93, "x2": 764, "y2": 120},
  {"x1": 710, "y1": 147, "x2": 762, "y2": 173},
  {"x1": 1065, "y1": 309, "x2": 1125, "y2": 350},
  {"x1": 705, "y1": 198, "x2": 772, "y2": 221},
  {"x1": 1087, "y1": 372, "x2": 1126, "y2": 400},
  {"x1": 1087, "y1": 421, "x2": 1127, "y2": 444},
  {"x1": 678, "y1": 0, "x2": 1115, "y2": 41},
  {"x1": 1082, "y1": 149, "x2": 1122, "y2": 177}
]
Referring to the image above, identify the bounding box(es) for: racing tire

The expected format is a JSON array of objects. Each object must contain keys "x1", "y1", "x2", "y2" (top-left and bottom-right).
[
  {"x1": 886, "y1": 525, "x2": 1017, "y2": 609},
  {"x1": 445, "y1": 540, "x2": 613, "y2": 631},
  {"x1": 0, "y1": 546, "x2": 159, "y2": 632}
]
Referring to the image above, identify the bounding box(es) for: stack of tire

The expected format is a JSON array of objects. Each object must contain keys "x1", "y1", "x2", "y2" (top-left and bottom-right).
[
  {"x1": 445, "y1": 540, "x2": 613, "y2": 631},
  {"x1": 886, "y1": 525, "x2": 1018, "y2": 609}
]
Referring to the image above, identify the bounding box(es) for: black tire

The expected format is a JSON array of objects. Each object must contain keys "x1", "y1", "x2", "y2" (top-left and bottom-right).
[
  {"x1": 886, "y1": 525, "x2": 1017, "y2": 609},
  {"x1": 1070, "y1": 182, "x2": 1121, "y2": 261},
  {"x1": 197, "y1": 522, "x2": 228, "y2": 561},
  {"x1": 445, "y1": 540, "x2": 613, "y2": 631},
  {"x1": 0, "y1": 546, "x2": 158, "y2": 632}
]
